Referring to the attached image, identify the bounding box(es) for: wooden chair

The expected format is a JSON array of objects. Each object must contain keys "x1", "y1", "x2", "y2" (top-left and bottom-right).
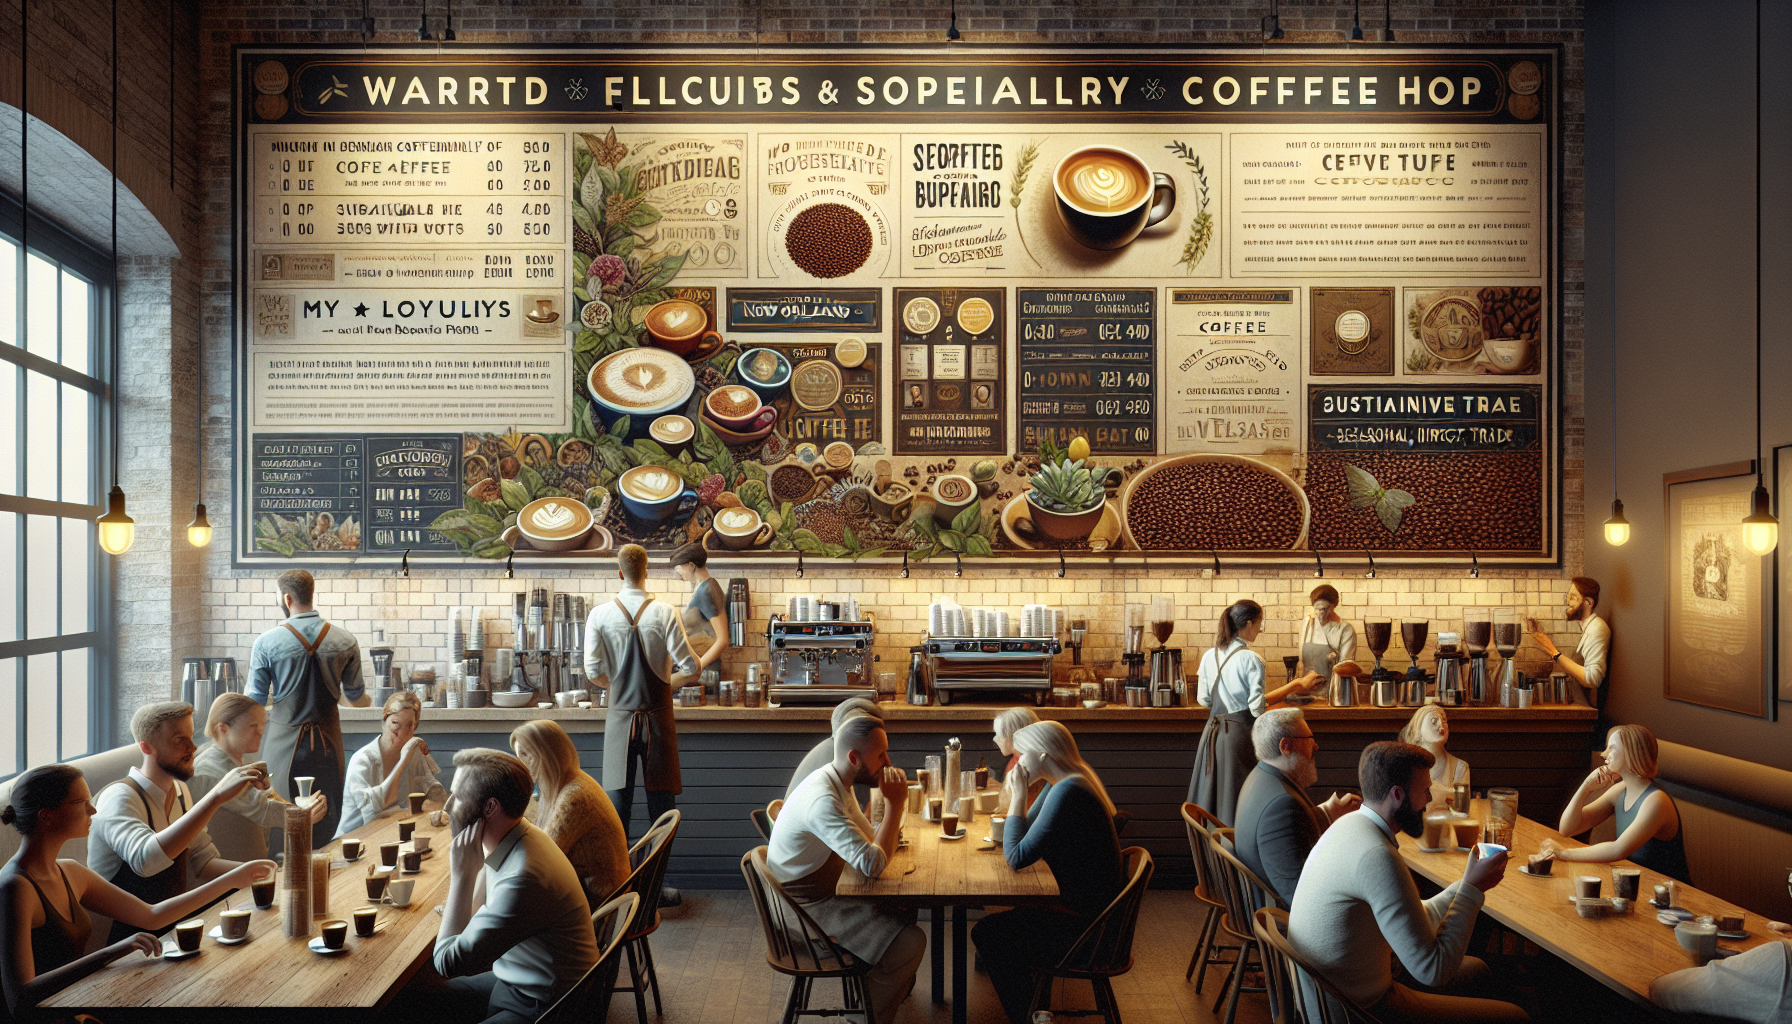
[
  {"x1": 752, "y1": 797, "x2": 785, "y2": 840},
  {"x1": 1025, "y1": 846, "x2": 1155, "y2": 1024},
  {"x1": 535, "y1": 891, "x2": 641, "y2": 1024},
  {"x1": 740, "y1": 846, "x2": 881, "y2": 1024},
  {"x1": 1210, "y1": 838, "x2": 1285, "y2": 1024},
  {"x1": 1181, "y1": 802, "x2": 1242, "y2": 991},
  {"x1": 608, "y1": 809, "x2": 681, "y2": 1024},
  {"x1": 1252, "y1": 906, "x2": 1389, "y2": 1024}
]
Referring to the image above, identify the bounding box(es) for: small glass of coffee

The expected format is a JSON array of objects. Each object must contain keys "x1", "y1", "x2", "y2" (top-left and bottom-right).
[
  {"x1": 174, "y1": 919, "x2": 204, "y2": 953},
  {"x1": 380, "y1": 842, "x2": 401, "y2": 868},
  {"x1": 1575, "y1": 876, "x2": 1603, "y2": 900},
  {"x1": 220, "y1": 908, "x2": 251, "y2": 941},
  {"x1": 353, "y1": 906, "x2": 379, "y2": 938},
  {"x1": 407, "y1": 792, "x2": 426, "y2": 815},
  {"x1": 926, "y1": 796, "x2": 942, "y2": 823},
  {"x1": 1422, "y1": 812, "x2": 1452, "y2": 850},
  {"x1": 1451, "y1": 820, "x2": 1480, "y2": 850},
  {"x1": 319, "y1": 919, "x2": 349, "y2": 950},
  {"x1": 402, "y1": 849, "x2": 422, "y2": 874},
  {"x1": 941, "y1": 811, "x2": 960, "y2": 837},
  {"x1": 365, "y1": 869, "x2": 390, "y2": 901},
  {"x1": 341, "y1": 838, "x2": 363, "y2": 861},
  {"x1": 252, "y1": 877, "x2": 276, "y2": 909},
  {"x1": 397, "y1": 820, "x2": 416, "y2": 843},
  {"x1": 1612, "y1": 868, "x2": 1641, "y2": 901}
]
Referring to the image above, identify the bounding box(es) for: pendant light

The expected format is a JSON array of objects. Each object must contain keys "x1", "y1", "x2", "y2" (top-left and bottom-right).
[
  {"x1": 179, "y1": 3, "x2": 209, "y2": 548},
  {"x1": 1603, "y1": 31, "x2": 1629, "y2": 546},
  {"x1": 95, "y1": 0, "x2": 133, "y2": 555},
  {"x1": 1348, "y1": 0, "x2": 1365, "y2": 41},
  {"x1": 1742, "y1": 0, "x2": 1779, "y2": 555}
]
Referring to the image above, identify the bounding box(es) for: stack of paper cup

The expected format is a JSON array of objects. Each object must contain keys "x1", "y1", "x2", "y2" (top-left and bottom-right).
[{"x1": 996, "y1": 611, "x2": 1012, "y2": 637}]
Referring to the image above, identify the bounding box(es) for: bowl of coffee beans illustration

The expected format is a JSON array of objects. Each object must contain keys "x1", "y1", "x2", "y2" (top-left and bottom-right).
[{"x1": 1120, "y1": 454, "x2": 1309, "y2": 551}]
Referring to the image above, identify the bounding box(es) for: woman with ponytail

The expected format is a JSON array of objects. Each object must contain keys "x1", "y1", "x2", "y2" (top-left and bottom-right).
[{"x1": 1187, "y1": 600, "x2": 1327, "y2": 825}]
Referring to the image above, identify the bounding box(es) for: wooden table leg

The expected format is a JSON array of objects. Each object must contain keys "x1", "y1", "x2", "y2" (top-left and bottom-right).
[
  {"x1": 953, "y1": 905, "x2": 969, "y2": 1024},
  {"x1": 932, "y1": 905, "x2": 945, "y2": 1004}
]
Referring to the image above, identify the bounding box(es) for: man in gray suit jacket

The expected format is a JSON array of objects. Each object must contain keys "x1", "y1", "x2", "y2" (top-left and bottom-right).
[{"x1": 1233, "y1": 708, "x2": 1359, "y2": 904}]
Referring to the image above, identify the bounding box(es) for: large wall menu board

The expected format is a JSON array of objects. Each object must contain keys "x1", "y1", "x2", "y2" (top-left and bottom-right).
[{"x1": 234, "y1": 46, "x2": 1559, "y2": 565}]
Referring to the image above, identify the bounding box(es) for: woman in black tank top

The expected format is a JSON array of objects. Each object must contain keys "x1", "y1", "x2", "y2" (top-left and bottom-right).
[{"x1": 0, "y1": 765, "x2": 274, "y2": 1016}]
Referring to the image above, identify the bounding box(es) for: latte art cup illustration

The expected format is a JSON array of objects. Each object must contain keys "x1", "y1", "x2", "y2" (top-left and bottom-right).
[
  {"x1": 1052, "y1": 144, "x2": 1176, "y2": 251},
  {"x1": 644, "y1": 298, "x2": 722, "y2": 356},
  {"x1": 649, "y1": 414, "x2": 696, "y2": 458},
  {"x1": 704, "y1": 384, "x2": 765, "y2": 430},
  {"x1": 713, "y1": 506, "x2": 772, "y2": 550},
  {"x1": 618, "y1": 465, "x2": 699, "y2": 523},
  {"x1": 516, "y1": 497, "x2": 595, "y2": 552},
  {"x1": 587, "y1": 346, "x2": 696, "y2": 441},
  {"x1": 931, "y1": 473, "x2": 979, "y2": 526}
]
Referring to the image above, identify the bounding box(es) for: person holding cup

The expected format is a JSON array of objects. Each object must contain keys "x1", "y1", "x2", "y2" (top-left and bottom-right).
[
  {"x1": 786, "y1": 698, "x2": 883, "y2": 802},
  {"x1": 0, "y1": 763, "x2": 276, "y2": 1016},
  {"x1": 1531, "y1": 724, "x2": 1690, "y2": 883},
  {"x1": 668, "y1": 544, "x2": 733, "y2": 676},
  {"x1": 991, "y1": 707, "x2": 1043, "y2": 819},
  {"x1": 336, "y1": 690, "x2": 444, "y2": 839},
  {"x1": 191, "y1": 692, "x2": 323, "y2": 862}
]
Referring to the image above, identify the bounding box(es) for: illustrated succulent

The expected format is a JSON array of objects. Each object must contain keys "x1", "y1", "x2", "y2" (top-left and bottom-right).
[{"x1": 1026, "y1": 456, "x2": 1102, "y2": 514}]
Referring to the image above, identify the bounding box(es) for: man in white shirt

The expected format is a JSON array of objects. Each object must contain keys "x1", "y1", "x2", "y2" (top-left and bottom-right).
[
  {"x1": 1652, "y1": 921, "x2": 1792, "y2": 1022},
  {"x1": 1289, "y1": 741, "x2": 1526, "y2": 1023},
  {"x1": 767, "y1": 715, "x2": 923, "y2": 1024},
  {"x1": 87, "y1": 702, "x2": 265, "y2": 943},
  {"x1": 1528, "y1": 576, "x2": 1610, "y2": 712},
  {"x1": 428, "y1": 748, "x2": 599, "y2": 1023}
]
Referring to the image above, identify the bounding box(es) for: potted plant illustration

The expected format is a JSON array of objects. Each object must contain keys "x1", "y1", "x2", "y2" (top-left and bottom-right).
[{"x1": 1024, "y1": 438, "x2": 1106, "y2": 544}]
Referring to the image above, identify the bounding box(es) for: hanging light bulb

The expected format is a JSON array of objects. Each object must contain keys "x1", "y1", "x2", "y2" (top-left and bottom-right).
[
  {"x1": 1348, "y1": 0, "x2": 1365, "y2": 40},
  {"x1": 187, "y1": 503, "x2": 213, "y2": 548},
  {"x1": 1603, "y1": 498, "x2": 1630, "y2": 547},
  {"x1": 97, "y1": 485, "x2": 136, "y2": 555},
  {"x1": 1743, "y1": 484, "x2": 1779, "y2": 555}
]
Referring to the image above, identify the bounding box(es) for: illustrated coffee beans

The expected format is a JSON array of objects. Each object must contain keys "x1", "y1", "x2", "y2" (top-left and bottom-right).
[
  {"x1": 1306, "y1": 451, "x2": 1541, "y2": 550},
  {"x1": 785, "y1": 203, "x2": 873, "y2": 279},
  {"x1": 1127, "y1": 461, "x2": 1303, "y2": 550}
]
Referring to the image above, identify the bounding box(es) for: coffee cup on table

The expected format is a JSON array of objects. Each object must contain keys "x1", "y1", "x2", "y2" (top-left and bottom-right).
[
  {"x1": 617, "y1": 465, "x2": 698, "y2": 523},
  {"x1": 990, "y1": 815, "x2": 1006, "y2": 842},
  {"x1": 174, "y1": 919, "x2": 204, "y2": 953},
  {"x1": 1612, "y1": 868, "x2": 1641, "y2": 901},
  {"x1": 1421, "y1": 812, "x2": 1451, "y2": 850},
  {"x1": 408, "y1": 791, "x2": 427, "y2": 815},
  {"x1": 398, "y1": 820, "x2": 415, "y2": 843},
  {"x1": 341, "y1": 838, "x2": 363, "y2": 861},
  {"x1": 354, "y1": 906, "x2": 380, "y2": 938},
  {"x1": 906, "y1": 784, "x2": 924, "y2": 814},
  {"x1": 1052, "y1": 144, "x2": 1177, "y2": 251},
  {"x1": 319, "y1": 919, "x2": 349, "y2": 950},
  {"x1": 402, "y1": 848, "x2": 422, "y2": 874},
  {"x1": 587, "y1": 346, "x2": 697, "y2": 442},
  {"x1": 1576, "y1": 876, "x2": 1603, "y2": 900},
  {"x1": 704, "y1": 384, "x2": 766, "y2": 431},
  {"x1": 385, "y1": 878, "x2": 416, "y2": 908},
  {"x1": 644, "y1": 298, "x2": 721, "y2": 357},
  {"x1": 1676, "y1": 920, "x2": 1719, "y2": 961},
  {"x1": 220, "y1": 908, "x2": 251, "y2": 941},
  {"x1": 252, "y1": 874, "x2": 277, "y2": 909},
  {"x1": 941, "y1": 810, "x2": 960, "y2": 837},
  {"x1": 1526, "y1": 854, "x2": 1555, "y2": 876},
  {"x1": 380, "y1": 842, "x2": 401, "y2": 868},
  {"x1": 365, "y1": 869, "x2": 391, "y2": 902},
  {"x1": 713, "y1": 507, "x2": 772, "y2": 550},
  {"x1": 411, "y1": 834, "x2": 432, "y2": 855},
  {"x1": 649, "y1": 415, "x2": 696, "y2": 458},
  {"x1": 1450, "y1": 819, "x2": 1480, "y2": 850}
]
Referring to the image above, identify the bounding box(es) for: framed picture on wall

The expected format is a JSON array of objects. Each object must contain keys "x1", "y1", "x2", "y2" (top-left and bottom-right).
[
  {"x1": 1771, "y1": 446, "x2": 1792, "y2": 703},
  {"x1": 1664, "y1": 461, "x2": 1775, "y2": 718}
]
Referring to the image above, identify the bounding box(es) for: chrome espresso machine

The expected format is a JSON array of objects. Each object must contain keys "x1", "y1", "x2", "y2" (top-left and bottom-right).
[
  {"x1": 924, "y1": 636, "x2": 1060, "y2": 705},
  {"x1": 765, "y1": 614, "x2": 878, "y2": 705}
]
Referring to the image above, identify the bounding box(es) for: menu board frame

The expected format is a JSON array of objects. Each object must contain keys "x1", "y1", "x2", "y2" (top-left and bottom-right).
[{"x1": 231, "y1": 43, "x2": 1563, "y2": 569}]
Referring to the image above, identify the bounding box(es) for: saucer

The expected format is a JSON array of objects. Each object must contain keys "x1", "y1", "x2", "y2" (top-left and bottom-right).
[
  {"x1": 1415, "y1": 846, "x2": 1453, "y2": 854},
  {"x1": 161, "y1": 942, "x2": 202, "y2": 961},
  {"x1": 1657, "y1": 910, "x2": 1695, "y2": 926},
  {"x1": 308, "y1": 936, "x2": 349, "y2": 956},
  {"x1": 938, "y1": 830, "x2": 967, "y2": 841},
  {"x1": 1516, "y1": 865, "x2": 1557, "y2": 878},
  {"x1": 1719, "y1": 930, "x2": 1749, "y2": 940},
  {"x1": 207, "y1": 925, "x2": 249, "y2": 946}
]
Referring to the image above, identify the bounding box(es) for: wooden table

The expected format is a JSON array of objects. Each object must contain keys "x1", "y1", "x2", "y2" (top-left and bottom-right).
[
  {"x1": 1397, "y1": 799, "x2": 1778, "y2": 1006},
  {"x1": 838, "y1": 800, "x2": 1058, "y2": 1024},
  {"x1": 45, "y1": 800, "x2": 453, "y2": 1013}
]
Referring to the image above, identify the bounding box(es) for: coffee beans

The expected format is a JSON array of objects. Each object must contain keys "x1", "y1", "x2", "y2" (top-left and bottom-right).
[
  {"x1": 1126, "y1": 461, "x2": 1303, "y2": 550},
  {"x1": 1306, "y1": 451, "x2": 1541, "y2": 551},
  {"x1": 796, "y1": 499, "x2": 849, "y2": 545},
  {"x1": 771, "y1": 463, "x2": 817, "y2": 504},
  {"x1": 1477, "y1": 286, "x2": 1541, "y2": 340},
  {"x1": 785, "y1": 203, "x2": 873, "y2": 279}
]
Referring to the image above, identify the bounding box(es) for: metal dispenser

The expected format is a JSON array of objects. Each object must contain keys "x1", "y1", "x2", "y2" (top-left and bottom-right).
[
  {"x1": 1463, "y1": 607, "x2": 1494, "y2": 706},
  {"x1": 1433, "y1": 631, "x2": 1465, "y2": 707},
  {"x1": 1494, "y1": 607, "x2": 1521, "y2": 707}
]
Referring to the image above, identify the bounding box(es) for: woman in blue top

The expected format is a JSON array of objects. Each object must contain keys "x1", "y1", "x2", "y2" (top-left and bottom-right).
[
  {"x1": 971, "y1": 721, "x2": 1123, "y2": 1023},
  {"x1": 1533, "y1": 723, "x2": 1691, "y2": 883}
]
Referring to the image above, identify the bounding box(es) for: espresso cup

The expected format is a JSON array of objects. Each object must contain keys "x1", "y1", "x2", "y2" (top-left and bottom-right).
[
  {"x1": 737, "y1": 347, "x2": 792, "y2": 404},
  {"x1": 341, "y1": 838, "x2": 363, "y2": 861},
  {"x1": 319, "y1": 919, "x2": 349, "y2": 950},
  {"x1": 941, "y1": 812, "x2": 960, "y2": 836},
  {"x1": 1052, "y1": 144, "x2": 1176, "y2": 251},
  {"x1": 705, "y1": 384, "x2": 765, "y2": 431},
  {"x1": 1676, "y1": 920, "x2": 1719, "y2": 961},
  {"x1": 644, "y1": 298, "x2": 722, "y2": 356},
  {"x1": 354, "y1": 906, "x2": 380, "y2": 938},
  {"x1": 175, "y1": 919, "x2": 204, "y2": 953},
  {"x1": 1451, "y1": 820, "x2": 1480, "y2": 850},
  {"x1": 1421, "y1": 813, "x2": 1451, "y2": 849},
  {"x1": 252, "y1": 878, "x2": 277, "y2": 909},
  {"x1": 649, "y1": 415, "x2": 696, "y2": 459},
  {"x1": 990, "y1": 814, "x2": 1006, "y2": 842},
  {"x1": 398, "y1": 820, "x2": 415, "y2": 843},
  {"x1": 365, "y1": 871, "x2": 391, "y2": 902},
  {"x1": 617, "y1": 465, "x2": 699, "y2": 523},
  {"x1": 220, "y1": 908, "x2": 251, "y2": 941},
  {"x1": 713, "y1": 506, "x2": 772, "y2": 550},
  {"x1": 1576, "y1": 876, "x2": 1603, "y2": 900},
  {"x1": 402, "y1": 849, "x2": 422, "y2": 874},
  {"x1": 380, "y1": 842, "x2": 401, "y2": 868},
  {"x1": 1528, "y1": 855, "x2": 1555, "y2": 876},
  {"x1": 1719, "y1": 914, "x2": 1746, "y2": 932},
  {"x1": 1612, "y1": 868, "x2": 1641, "y2": 901},
  {"x1": 385, "y1": 878, "x2": 415, "y2": 908}
]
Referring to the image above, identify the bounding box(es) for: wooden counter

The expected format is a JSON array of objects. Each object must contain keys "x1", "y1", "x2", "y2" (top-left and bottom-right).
[{"x1": 344, "y1": 700, "x2": 1596, "y2": 890}]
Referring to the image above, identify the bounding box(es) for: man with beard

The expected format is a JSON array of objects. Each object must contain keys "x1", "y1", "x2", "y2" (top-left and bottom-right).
[
  {"x1": 1233, "y1": 708, "x2": 1361, "y2": 905},
  {"x1": 86, "y1": 702, "x2": 265, "y2": 943},
  {"x1": 766, "y1": 715, "x2": 922, "y2": 1024},
  {"x1": 1527, "y1": 576, "x2": 1609, "y2": 713},
  {"x1": 1289, "y1": 741, "x2": 1524, "y2": 1023},
  {"x1": 426, "y1": 748, "x2": 598, "y2": 1024}
]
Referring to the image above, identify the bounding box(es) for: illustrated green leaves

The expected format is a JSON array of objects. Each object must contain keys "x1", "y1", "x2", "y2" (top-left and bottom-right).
[{"x1": 1345, "y1": 463, "x2": 1417, "y2": 535}]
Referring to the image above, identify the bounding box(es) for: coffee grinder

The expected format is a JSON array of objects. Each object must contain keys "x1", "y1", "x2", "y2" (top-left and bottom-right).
[
  {"x1": 1122, "y1": 604, "x2": 1146, "y2": 692},
  {"x1": 1463, "y1": 607, "x2": 1493, "y2": 706},
  {"x1": 1363, "y1": 617, "x2": 1393, "y2": 688},
  {"x1": 1432, "y1": 630, "x2": 1465, "y2": 706},
  {"x1": 1494, "y1": 607, "x2": 1522, "y2": 707}
]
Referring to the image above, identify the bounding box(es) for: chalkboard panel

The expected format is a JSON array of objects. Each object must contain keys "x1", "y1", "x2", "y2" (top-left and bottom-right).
[
  {"x1": 365, "y1": 436, "x2": 463, "y2": 551},
  {"x1": 249, "y1": 433, "x2": 461, "y2": 556},
  {"x1": 1016, "y1": 289, "x2": 1156, "y2": 455}
]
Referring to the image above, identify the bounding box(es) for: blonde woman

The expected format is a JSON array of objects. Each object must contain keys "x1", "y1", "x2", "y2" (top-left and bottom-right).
[
  {"x1": 191, "y1": 693, "x2": 322, "y2": 862},
  {"x1": 335, "y1": 691, "x2": 443, "y2": 838},
  {"x1": 511, "y1": 720, "x2": 630, "y2": 907},
  {"x1": 1535, "y1": 724, "x2": 1690, "y2": 882},
  {"x1": 1399, "y1": 705, "x2": 1470, "y2": 810},
  {"x1": 974, "y1": 721, "x2": 1125, "y2": 1024},
  {"x1": 992, "y1": 707, "x2": 1043, "y2": 818}
]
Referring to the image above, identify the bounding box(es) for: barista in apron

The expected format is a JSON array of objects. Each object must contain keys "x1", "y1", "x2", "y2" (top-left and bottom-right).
[
  {"x1": 1300, "y1": 584, "x2": 1358, "y2": 703},
  {"x1": 670, "y1": 543, "x2": 732, "y2": 674}
]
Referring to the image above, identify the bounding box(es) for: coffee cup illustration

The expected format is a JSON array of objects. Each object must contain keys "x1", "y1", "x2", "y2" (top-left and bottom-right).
[
  {"x1": 1052, "y1": 145, "x2": 1176, "y2": 251},
  {"x1": 526, "y1": 297, "x2": 560, "y2": 324}
]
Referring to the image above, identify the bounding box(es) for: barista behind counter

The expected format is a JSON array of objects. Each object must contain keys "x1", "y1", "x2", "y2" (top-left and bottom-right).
[
  {"x1": 1529, "y1": 576, "x2": 1609, "y2": 713},
  {"x1": 670, "y1": 543, "x2": 730, "y2": 674},
  {"x1": 1300, "y1": 586, "x2": 1358, "y2": 701}
]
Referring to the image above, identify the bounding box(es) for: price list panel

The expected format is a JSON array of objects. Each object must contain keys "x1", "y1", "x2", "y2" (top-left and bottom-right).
[
  {"x1": 1015, "y1": 289, "x2": 1157, "y2": 455},
  {"x1": 249, "y1": 436, "x2": 365, "y2": 555},
  {"x1": 365, "y1": 436, "x2": 462, "y2": 552}
]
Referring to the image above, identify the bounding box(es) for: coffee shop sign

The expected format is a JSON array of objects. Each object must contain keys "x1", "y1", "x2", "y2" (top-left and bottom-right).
[{"x1": 283, "y1": 58, "x2": 1526, "y2": 120}]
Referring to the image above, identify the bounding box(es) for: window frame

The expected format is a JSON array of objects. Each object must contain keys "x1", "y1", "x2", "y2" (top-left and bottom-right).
[{"x1": 0, "y1": 195, "x2": 114, "y2": 772}]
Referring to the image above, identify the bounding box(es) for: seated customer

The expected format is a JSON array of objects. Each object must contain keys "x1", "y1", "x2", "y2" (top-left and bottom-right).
[
  {"x1": 992, "y1": 707, "x2": 1042, "y2": 819},
  {"x1": 87, "y1": 702, "x2": 268, "y2": 944},
  {"x1": 430, "y1": 749, "x2": 599, "y2": 1023},
  {"x1": 1290, "y1": 741, "x2": 1525, "y2": 1023},
  {"x1": 785, "y1": 697, "x2": 882, "y2": 801},
  {"x1": 1534, "y1": 723, "x2": 1689, "y2": 883},
  {"x1": 767, "y1": 715, "x2": 922, "y2": 1024},
  {"x1": 1400, "y1": 705, "x2": 1469, "y2": 810},
  {"x1": 1234, "y1": 708, "x2": 1360, "y2": 905},
  {"x1": 509, "y1": 720, "x2": 629, "y2": 908},
  {"x1": 972, "y1": 721, "x2": 1124, "y2": 1024},
  {"x1": 0, "y1": 764, "x2": 274, "y2": 1016},
  {"x1": 191, "y1": 692, "x2": 323, "y2": 862},
  {"x1": 1651, "y1": 920, "x2": 1792, "y2": 1023},
  {"x1": 336, "y1": 690, "x2": 444, "y2": 838}
]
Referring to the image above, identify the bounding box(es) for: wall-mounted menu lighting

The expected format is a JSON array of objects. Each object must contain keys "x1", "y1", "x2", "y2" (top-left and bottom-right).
[
  {"x1": 946, "y1": 0, "x2": 961, "y2": 41},
  {"x1": 1262, "y1": 0, "x2": 1284, "y2": 40},
  {"x1": 1364, "y1": 550, "x2": 1377, "y2": 579},
  {"x1": 1468, "y1": 552, "x2": 1481, "y2": 579},
  {"x1": 1312, "y1": 552, "x2": 1324, "y2": 578}
]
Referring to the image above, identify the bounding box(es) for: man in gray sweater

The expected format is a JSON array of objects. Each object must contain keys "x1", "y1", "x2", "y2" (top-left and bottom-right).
[{"x1": 1289, "y1": 741, "x2": 1527, "y2": 1022}]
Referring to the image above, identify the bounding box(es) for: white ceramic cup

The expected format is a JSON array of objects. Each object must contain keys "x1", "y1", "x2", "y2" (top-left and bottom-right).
[
  {"x1": 295, "y1": 776, "x2": 315, "y2": 799},
  {"x1": 410, "y1": 835, "x2": 432, "y2": 854},
  {"x1": 990, "y1": 815, "x2": 1006, "y2": 842},
  {"x1": 385, "y1": 878, "x2": 416, "y2": 908}
]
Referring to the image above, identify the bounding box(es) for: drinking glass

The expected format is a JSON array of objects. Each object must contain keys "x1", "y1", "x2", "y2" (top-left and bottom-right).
[
  {"x1": 924, "y1": 756, "x2": 942, "y2": 797},
  {"x1": 1488, "y1": 787, "x2": 1519, "y2": 848}
]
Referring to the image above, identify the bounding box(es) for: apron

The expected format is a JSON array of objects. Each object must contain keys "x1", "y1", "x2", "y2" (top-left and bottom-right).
[
  {"x1": 1189, "y1": 646, "x2": 1257, "y2": 828},
  {"x1": 779, "y1": 766, "x2": 912, "y2": 964},
  {"x1": 262, "y1": 621, "x2": 346, "y2": 848},
  {"x1": 601, "y1": 597, "x2": 683, "y2": 795},
  {"x1": 105, "y1": 778, "x2": 191, "y2": 944}
]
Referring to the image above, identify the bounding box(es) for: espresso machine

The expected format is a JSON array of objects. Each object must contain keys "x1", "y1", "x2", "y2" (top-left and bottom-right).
[
  {"x1": 1433, "y1": 631, "x2": 1466, "y2": 706},
  {"x1": 925, "y1": 635, "x2": 1059, "y2": 705},
  {"x1": 509, "y1": 589, "x2": 586, "y2": 702},
  {"x1": 766, "y1": 614, "x2": 878, "y2": 705}
]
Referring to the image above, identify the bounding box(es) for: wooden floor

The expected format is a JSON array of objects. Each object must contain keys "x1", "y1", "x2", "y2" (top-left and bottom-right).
[{"x1": 604, "y1": 889, "x2": 1250, "y2": 1024}]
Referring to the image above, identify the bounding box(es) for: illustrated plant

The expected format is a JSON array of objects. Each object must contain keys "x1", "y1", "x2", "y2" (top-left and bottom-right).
[
  {"x1": 1025, "y1": 437, "x2": 1103, "y2": 514},
  {"x1": 1166, "y1": 140, "x2": 1213, "y2": 272}
]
